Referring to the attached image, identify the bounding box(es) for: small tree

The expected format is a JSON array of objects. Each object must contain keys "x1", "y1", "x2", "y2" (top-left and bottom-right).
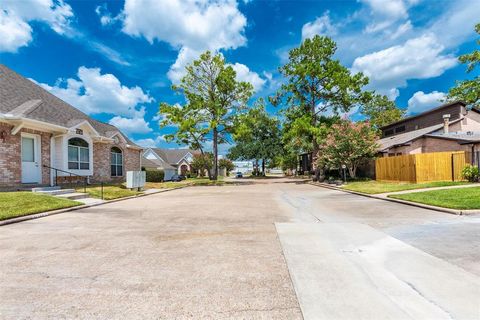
[
  {"x1": 318, "y1": 121, "x2": 379, "y2": 178},
  {"x1": 218, "y1": 158, "x2": 235, "y2": 175},
  {"x1": 190, "y1": 153, "x2": 214, "y2": 177}
]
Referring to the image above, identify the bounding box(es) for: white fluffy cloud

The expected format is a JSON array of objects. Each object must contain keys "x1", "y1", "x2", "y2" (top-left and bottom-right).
[
  {"x1": 229, "y1": 63, "x2": 266, "y2": 92},
  {"x1": 301, "y1": 13, "x2": 336, "y2": 40},
  {"x1": 407, "y1": 91, "x2": 446, "y2": 114},
  {"x1": 133, "y1": 136, "x2": 166, "y2": 148},
  {"x1": 119, "y1": 0, "x2": 247, "y2": 83},
  {"x1": 37, "y1": 66, "x2": 153, "y2": 117},
  {"x1": 361, "y1": 0, "x2": 418, "y2": 33},
  {"x1": 109, "y1": 109, "x2": 152, "y2": 134},
  {"x1": 0, "y1": 0, "x2": 73, "y2": 52},
  {"x1": 351, "y1": 34, "x2": 457, "y2": 99}
]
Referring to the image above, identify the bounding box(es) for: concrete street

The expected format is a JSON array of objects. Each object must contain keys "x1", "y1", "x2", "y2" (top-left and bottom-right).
[{"x1": 1, "y1": 178, "x2": 479, "y2": 319}]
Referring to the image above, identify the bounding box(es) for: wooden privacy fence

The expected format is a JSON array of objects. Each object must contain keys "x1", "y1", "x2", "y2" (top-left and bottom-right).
[{"x1": 375, "y1": 151, "x2": 470, "y2": 183}]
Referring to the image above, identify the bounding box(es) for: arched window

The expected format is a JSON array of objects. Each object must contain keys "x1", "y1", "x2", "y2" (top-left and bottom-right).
[
  {"x1": 111, "y1": 147, "x2": 123, "y2": 177},
  {"x1": 68, "y1": 138, "x2": 89, "y2": 170}
]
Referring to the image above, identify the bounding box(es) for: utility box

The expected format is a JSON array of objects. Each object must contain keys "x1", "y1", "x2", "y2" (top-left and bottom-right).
[{"x1": 126, "y1": 171, "x2": 146, "y2": 189}]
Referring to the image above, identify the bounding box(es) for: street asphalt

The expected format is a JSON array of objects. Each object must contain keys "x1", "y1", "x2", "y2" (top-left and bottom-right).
[{"x1": 0, "y1": 178, "x2": 479, "y2": 319}]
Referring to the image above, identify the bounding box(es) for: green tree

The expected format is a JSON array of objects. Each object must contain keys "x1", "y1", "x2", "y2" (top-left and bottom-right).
[
  {"x1": 360, "y1": 93, "x2": 405, "y2": 130},
  {"x1": 318, "y1": 120, "x2": 379, "y2": 179},
  {"x1": 218, "y1": 158, "x2": 235, "y2": 175},
  {"x1": 448, "y1": 23, "x2": 480, "y2": 107},
  {"x1": 272, "y1": 35, "x2": 369, "y2": 179},
  {"x1": 160, "y1": 51, "x2": 253, "y2": 180},
  {"x1": 228, "y1": 100, "x2": 282, "y2": 175},
  {"x1": 190, "y1": 153, "x2": 214, "y2": 177}
]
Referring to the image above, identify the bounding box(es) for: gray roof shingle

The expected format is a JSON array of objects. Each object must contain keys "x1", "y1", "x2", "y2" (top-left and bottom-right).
[
  {"x1": 151, "y1": 148, "x2": 200, "y2": 165},
  {"x1": 0, "y1": 64, "x2": 139, "y2": 147}
]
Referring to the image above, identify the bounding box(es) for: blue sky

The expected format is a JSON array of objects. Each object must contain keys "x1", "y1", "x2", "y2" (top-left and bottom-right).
[{"x1": 1, "y1": 0, "x2": 479, "y2": 152}]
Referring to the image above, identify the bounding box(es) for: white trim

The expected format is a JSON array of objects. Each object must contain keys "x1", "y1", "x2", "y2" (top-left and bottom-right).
[
  {"x1": 61, "y1": 134, "x2": 93, "y2": 176},
  {"x1": 68, "y1": 120, "x2": 100, "y2": 137},
  {"x1": 176, "y1": 152, "x2": 193, "y2": 164},
  {"x1": 109, "y1": 132, "x2": 128, "y2": 144},
  {"x1": 20, "y1": 132, "x2": 42, "y2": 184}
]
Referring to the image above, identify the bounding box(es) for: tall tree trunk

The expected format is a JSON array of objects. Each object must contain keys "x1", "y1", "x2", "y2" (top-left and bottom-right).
[
  {"x1": 213, "y1": 127, "x2": 218, "y2": 180},
  {"x1": 262, "y1": 158, "x2": 266, "y2": 176}
]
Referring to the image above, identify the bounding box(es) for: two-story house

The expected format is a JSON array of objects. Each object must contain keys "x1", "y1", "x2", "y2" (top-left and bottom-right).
[{"x1": 378, "y1": 101, "x2": 480, "y2": 163}]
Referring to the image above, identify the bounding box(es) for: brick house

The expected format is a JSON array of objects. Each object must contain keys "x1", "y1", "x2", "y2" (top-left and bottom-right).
[
  {"x1": 0, "y1": 64, "x2": 142, "y2": 188},
  {"x1": 378, "y1": 101, "x2": 480, "y2": 161}
]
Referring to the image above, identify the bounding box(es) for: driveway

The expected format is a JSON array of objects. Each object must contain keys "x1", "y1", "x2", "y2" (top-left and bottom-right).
[
  {"x1": 0, "y1": 179, "x2": 479, "y2": 319},
  {"x1": 0, "y1": 184, "x2": 302, "y2": 319}
]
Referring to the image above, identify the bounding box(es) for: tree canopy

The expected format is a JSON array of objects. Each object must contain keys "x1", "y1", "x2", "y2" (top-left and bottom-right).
[
  {"x1": 360, "y1": 93, "x2": 405, "y2": 130},
  {"x1": 228, "y1": 99, "x2": 282, "y2": 175},
  {"x1": 448, "y1": 23, "x2": 480, "y2": 107},
  {"x1": 160, "y1": 51, "x2": 254, "y2": 180},
  {"x1": 271, "y1": 35, "x2": 369, "y2": 178}
]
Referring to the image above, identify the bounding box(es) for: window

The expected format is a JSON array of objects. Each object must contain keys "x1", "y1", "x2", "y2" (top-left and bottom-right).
[
  {"x1": 111, "y1": 147, "x2": 123, "y2": 177},
  {"x1": 384, "y1": 129, "x2": 394, "y2": 137},
  {"x1": 395, "y1": 126, "x2": 406, "y2": 133},
  {"x1": 68, "y1": 138, "x2": 89, "y2": 170}
]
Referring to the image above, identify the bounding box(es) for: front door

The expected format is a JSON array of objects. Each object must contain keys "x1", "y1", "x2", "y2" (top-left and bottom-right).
[{"x1": 21, "y1": 134, "x2": 41, "y2": 184}]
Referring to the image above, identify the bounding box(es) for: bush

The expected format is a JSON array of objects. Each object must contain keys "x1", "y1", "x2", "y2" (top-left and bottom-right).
[
  {"x1": 461, "y1": 164, "x2": 479, "y2": 182},
  {"x1": 145, "y1": 170, "x2": 164, "y2": 182}
]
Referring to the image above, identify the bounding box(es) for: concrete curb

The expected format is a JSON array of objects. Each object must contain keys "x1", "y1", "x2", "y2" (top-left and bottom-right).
[
  {"x1": 0, "y1": 186, "x2": 187, "y2": 227},
  {"x1": 308, "y1": 182, "x2": 480, "y2": 216}
]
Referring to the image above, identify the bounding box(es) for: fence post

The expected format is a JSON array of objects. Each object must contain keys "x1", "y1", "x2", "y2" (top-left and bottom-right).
[{"x1": 101, "y1": 182, "x2": 104, "y2": 200}]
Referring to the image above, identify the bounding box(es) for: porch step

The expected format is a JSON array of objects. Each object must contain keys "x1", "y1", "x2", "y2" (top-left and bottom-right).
[
  {"x1": 32, "y1": 186, "x2": 61, "y2": 192},
  {"x1": 55, "y1": 192, "x2": 90, "y2": 200},
  {"x1": 34, "y1": 188, "x2": 76, "y2": 196}
]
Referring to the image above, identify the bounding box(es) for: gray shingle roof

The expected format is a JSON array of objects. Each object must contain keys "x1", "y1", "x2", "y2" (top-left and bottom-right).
[
  {"x1": 141, "y1": 156, "x2": 175, "y2": 170},
  {"x1": 0, "y1": 64, "x2": 138, "y2": 147},
  {"x1": 151, "y1": 148, "x2": 199, "y2": 165},
  {"x1": 378, "y1": 123, "x2": 444, "y2": 151}
]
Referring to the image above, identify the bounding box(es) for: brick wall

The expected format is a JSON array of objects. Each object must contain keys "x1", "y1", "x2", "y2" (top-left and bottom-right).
[
  {"x1": 0, "y1": 123, "x2": 51, "y2": 187},
  {"x1": 92, "y1": 141, "x2": 141, "y2": 183}
]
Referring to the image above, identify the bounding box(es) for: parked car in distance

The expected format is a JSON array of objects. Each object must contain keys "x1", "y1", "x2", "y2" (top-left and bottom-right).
[
  {"x1": 235, "y1": 172, "x2": 243, "y2": 178},
  {"x1": 171, "y1": 174, "x2": 186, "y2": 182}
]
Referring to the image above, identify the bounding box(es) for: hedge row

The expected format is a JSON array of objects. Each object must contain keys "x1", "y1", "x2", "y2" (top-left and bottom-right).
[{"x1": 145, "y1": 169, "x2": 164, "y2": 182}]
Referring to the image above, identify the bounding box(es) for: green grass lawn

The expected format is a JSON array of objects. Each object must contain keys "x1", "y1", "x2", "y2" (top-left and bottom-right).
[
  {"x1": 145, "y1": 177, "x2": 227, "y2": 190},
  {"x1": 0, "y1": 192, "x2": 81, "y2": 221},
  {"x1": 341, "y1": 180, "x2": 470, "y2": 194},
  {"x1": 389, "y1": 187, "x2": 480, "y2": 209},
  {"x1": 78, "y1": 185, "x2": 143, "y2": 200}
]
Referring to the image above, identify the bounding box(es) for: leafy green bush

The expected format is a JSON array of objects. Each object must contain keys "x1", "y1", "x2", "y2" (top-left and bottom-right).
[
  {"x1": 461, "y1": 164, "x2": 479, "y2": 182},
  {"x1": 145, "y1": 170, "x2": 164, "y2": 182}
]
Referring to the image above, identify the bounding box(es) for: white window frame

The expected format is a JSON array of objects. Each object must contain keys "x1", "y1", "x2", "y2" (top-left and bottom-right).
[
  {"x1": 111, "y1": 147, "x2": 123, "y2": 177},
  {"x1": 62, "y1": 134, "x2": 93, "y2": 176}
]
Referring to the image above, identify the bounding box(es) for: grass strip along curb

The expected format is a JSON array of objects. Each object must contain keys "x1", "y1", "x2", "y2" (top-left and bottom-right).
[
  {"x1": 0, "y1": 186, "x2": 186, "y2": 227},
  {"x1": 308, "y1": 182, "x2": 480, "y2": 216}
]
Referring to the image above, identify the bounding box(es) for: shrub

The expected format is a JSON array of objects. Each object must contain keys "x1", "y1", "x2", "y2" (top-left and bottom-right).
[
  {"x1": 145, "y1": 170, "x2": 164, "y2": 182},
  {"x1": 461, "y1": 164, "x2": 479, "y2": 182}
]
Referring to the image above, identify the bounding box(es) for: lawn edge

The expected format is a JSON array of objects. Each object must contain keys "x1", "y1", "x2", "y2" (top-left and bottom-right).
[
  {"x1": 0, "y1": 186, "x2": 188, "y2": 227},
  {"x1": 308, "y1": 182, "x2": 480, "y2": 216}
]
